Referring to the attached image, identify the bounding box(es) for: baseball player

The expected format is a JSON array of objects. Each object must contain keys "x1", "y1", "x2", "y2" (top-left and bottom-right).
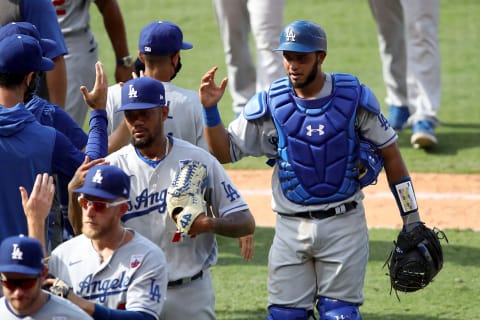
[
  {"x1": 102, "y1": 77, "x2": 255, "y2": 319},
  {"x1": 199, "y1": 20, "x2": 430, "y2": 319},
  {"x1": 0, "y1": 34, "x2": 108, "y2": 246},
  {"x1": 0, "y1": 21, "x2": 88, "y2": 247},
  {"x1": 369, "y1": 0, "x2": 441, "y2": 148},
  {"x1": 51, "y1": 0, "x2": 133, "y2": 127},
  {"x1": 0, "y1": 235, "x2": 92, "y2": 319},
  {"x1": 0, "y1": 0, "x2": 68, "y2": 109},
  {"x1": 212, "y1": 0, "x2": 285, "y2": 116},
  {"x1": 106, "y1": 20, "x2": 208, "y2": 152},
  {"x1": 47, "y1": 163, "x2": 168, "y2": 319}
]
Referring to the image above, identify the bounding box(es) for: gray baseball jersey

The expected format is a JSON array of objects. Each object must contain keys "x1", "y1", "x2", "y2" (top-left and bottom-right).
[
  {"x1": 106, "y1": 82, "x2": 208, "y2": 150},
  {"x1": 106, "y1": 137, "x2": 249, "y2": 281},
  {"x1": 0, "y1": 292, "x2": 93, "y2": 319},
  {"x1": 48, "y1": 229, "x2": 167, "y2": 318}
]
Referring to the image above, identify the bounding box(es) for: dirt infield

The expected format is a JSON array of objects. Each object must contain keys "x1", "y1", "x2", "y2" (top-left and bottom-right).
[{"x1": 226, "y1": 170, "x2": 480, "y2": 231}]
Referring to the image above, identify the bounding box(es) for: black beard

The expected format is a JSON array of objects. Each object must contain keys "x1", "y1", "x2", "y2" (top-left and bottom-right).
[
  {"x1": 290, "y1": 56, "x2": 319, "y2": 89},
  {"x1": 170, "y1": 58, "x2": 182, "y2": 81},
  {"x1": 131, "y1": 135, "x2": 155, "y2": 149}
]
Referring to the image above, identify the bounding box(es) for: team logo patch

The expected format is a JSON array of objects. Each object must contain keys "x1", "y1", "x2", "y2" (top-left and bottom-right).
[{"x1": 130, "y1": 254, "x2": 144, "y2": 268}]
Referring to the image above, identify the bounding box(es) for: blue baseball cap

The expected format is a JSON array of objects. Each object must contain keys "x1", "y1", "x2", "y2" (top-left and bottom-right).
[
  {"x1": 0, "y1": 22, "x2": 57, "y2": 58},
  {"x1": 0, "y1": 235, "x2": 44, "y2": 276},
  {"x1": 74, "y1": 165, "x2": 130, "y2": 200},
  {"x1": 118, "y1": 77, "x2": 167, "y2": 112},
  {"x1": 138, "y1": 21, "x2": 193, "y2": 55},
  {"x1": 0, "y1": 34, "x2": 55, "y2": 74}
]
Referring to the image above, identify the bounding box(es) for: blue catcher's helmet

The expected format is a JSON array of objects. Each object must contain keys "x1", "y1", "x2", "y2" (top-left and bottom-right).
[{"x1": 274, "y1": 20, "x2": 327, "y2": 53}]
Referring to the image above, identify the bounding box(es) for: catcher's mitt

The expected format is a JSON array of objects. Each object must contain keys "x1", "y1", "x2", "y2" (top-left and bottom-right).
[
  {"x1": 385, "y1": 223, "x2": 447, "y2": 294},
  {"x1": 49, "y1": 278, "x2": 73, "y2": 298},
  {"x1": 166, "y1": 160, "x2": 208, "y2": 236}
]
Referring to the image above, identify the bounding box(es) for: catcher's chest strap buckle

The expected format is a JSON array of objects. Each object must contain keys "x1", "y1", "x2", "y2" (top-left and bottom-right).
[
  {"x1": 278, "y1": 201, "x2": 358, "y2": 220},
  {"x1": 167, "y1": 270, "x2": 203, "y2": 288}
]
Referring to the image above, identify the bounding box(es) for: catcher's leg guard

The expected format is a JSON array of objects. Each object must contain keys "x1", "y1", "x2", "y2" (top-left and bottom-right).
[
  {"x1": 316, "y1": 297, "x2": 362, "y2": 320},
  {"x1": 266, "y1": 305, "x2": 314, "y2": 320}
]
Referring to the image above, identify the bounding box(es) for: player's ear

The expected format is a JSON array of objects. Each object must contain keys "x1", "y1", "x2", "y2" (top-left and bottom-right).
[
  {"x1": 138, "y1": 51, "x2": 145, "y2": 63},
  {"x1": 317, "y1": 51, "x2": 327, "y2": 64},
  {"x1": 161, "y1": 105, "x2": 170, "y2": 119},
  {"x1": 25, "y1": 71, "x2": 35, "y2": 87}
]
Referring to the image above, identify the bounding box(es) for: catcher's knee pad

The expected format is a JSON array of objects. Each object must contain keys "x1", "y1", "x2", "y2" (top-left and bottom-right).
[
  {"x1": 317, "y1": 297, "x2": 362, "y2": 320},
  {"x1": 266, "y1": 305, "x2": 313, "y2": 320}
]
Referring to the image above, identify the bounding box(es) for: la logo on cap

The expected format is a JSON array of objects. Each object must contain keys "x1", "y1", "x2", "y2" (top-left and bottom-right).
[
  {"x1": 11, "y1": 243, "x2": 24, "y2": 261},
  {"x1": 92, "y1": 169, "x2": 104, "y2": 184},
  {"x1": 128, "y1": 85, "x2": 138, "y2": 98}
]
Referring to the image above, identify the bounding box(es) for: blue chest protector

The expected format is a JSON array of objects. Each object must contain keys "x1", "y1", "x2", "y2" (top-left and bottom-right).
[{"x1": 267, "y1": 74, "x2": 362, "y2": 205}]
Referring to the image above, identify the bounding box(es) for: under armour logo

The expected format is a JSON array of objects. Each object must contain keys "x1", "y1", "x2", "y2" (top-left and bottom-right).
[
  {"x1": 128, "y1": 84, "x2": 138, "y2": 98},
  {"x1": 11, "y1": 244, "x2": 23, "y2": 261},
  {"x1": 306, "y1": 124, "x2": 325, "y2": 136},
  {"x1": 91, "y1": 169, "x2": 104, "y2": 185},
  {"x1": 286, "y1": 28, "x2": 296, "y2": 42}
]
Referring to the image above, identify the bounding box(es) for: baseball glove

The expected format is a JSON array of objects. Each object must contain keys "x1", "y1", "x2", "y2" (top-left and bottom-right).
[
  {"x1": 49, "y1": 278, "x2": 73, "y2": 298},
  {"x1": 385, "y1": 223, "x2": 447, "y2": 294},
  {"x1": 166, "y1": 160, "x2": 208, "y2": 236}
]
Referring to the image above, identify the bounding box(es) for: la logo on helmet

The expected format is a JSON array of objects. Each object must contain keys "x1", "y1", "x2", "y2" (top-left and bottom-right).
[{"x1": 286, "y1": 28, "x2": 296, "y2": 42}]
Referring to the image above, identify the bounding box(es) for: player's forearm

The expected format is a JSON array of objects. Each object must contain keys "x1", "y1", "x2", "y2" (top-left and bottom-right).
[
  {"x1": 204, "y1": 125, "x2": 232, "y2": 163},
  {"x1": 381, "y1": 142, "x2": 409, "y2": 184},
  {"x1": 27, "y1": 220, "x2": 47, "y2": 257},
  {"x1": 46, "y1": 56, "x2": 67, "y2": 108},
  {"x1": 96, "y1": 0, "x2": 129, "y2": 57},
  {"x1": 211, "y1": 210, "x2": 256, "y2": 237},
  {"x1": 96, "y1": 0, "x2": 133, "y2": 82},
  {"x1": 68, "y1": 191, "x2": 83, "y2": 235},
  {"x1": 382, "y1": 142, "x2": 422, "y2": 226}
]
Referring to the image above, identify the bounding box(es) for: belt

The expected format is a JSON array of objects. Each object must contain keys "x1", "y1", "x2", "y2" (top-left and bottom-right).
[
  {"x1": 168, "y1": 270, "x2": 203, "y2": 288},
  {"x1": 278, "y1": 201, "x2": 358, "y2": 220}
]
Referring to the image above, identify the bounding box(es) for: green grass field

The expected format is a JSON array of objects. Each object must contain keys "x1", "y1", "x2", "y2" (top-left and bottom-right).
[{"x1": 89, "y1": 1, "x2": 480, "y2": 318}]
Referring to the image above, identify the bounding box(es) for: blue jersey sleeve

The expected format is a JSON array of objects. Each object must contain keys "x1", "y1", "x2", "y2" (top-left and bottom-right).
[
  {"x1": 20, "y1": 0, "x2": 68, "y2": 58},
  {"x1": 85, "y1": 110, "x2": 108, "y2": 160},
  {"x1": 93, "y1": 304, "x2": 156, "y2": 320}
]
